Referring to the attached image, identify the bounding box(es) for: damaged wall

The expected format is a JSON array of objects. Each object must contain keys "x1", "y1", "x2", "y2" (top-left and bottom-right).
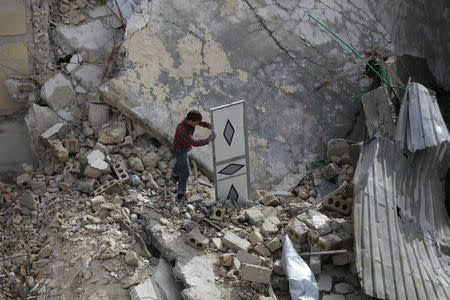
[
  {"x1": 0, "y1": 0, "x2": 36, "y2": 174},
  {"x1": 99, "y1": 0, "x2": 450, "y2": 190}
]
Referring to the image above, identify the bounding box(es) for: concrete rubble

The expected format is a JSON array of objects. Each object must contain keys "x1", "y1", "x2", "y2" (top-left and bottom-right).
[{"x1": 0, "y1": 0, "x2": 448, "y2": 299}]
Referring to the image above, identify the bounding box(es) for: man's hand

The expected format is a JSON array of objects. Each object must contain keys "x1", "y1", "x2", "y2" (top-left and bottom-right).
[{"x1": 208, "y1": 133, "x2": 216, "y2": 142}]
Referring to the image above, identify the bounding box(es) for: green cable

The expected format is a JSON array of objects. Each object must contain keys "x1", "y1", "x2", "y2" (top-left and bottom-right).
[
  {"x1": 312, "y1": 158, "x2": 327, "y2": 167},
  {"x1": 351, "y1": 91, "x2": 371, "y2": 99},
  {"x1": 376, "y1": 58, "x2": 391, "y2": 86},
  {"x1": 307, "y1": 13, "x2": 402, "y2": 104}
]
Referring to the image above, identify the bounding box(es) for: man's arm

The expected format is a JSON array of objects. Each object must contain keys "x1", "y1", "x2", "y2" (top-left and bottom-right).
[
  {"x1": 180, "y1": 128, "x2": 209, "y2": 147},
  {"x1": 199, "y1": 121, "x2": 211, "y2": 129}
]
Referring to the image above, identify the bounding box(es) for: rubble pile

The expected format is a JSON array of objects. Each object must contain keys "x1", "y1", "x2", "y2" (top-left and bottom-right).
[
  {"x1": 0, "y1": 1, "x2": 374, "y2": 299},
  {"x1": 0, "y1": 112, "x2": 365, "y2": 299}
]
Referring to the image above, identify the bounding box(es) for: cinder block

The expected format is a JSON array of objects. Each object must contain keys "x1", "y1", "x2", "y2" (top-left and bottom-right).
[
  {"x1": 93, "y1": 179, "x2": 122, "y2": 196},
  {"x1": 241, "y1": 263, "x2": 272, "y2": 284},
  {"x1": 186, "y1": 228, "x2": 208, "y2": 250},
  {"x1": 112, "y1": 158, "x2": 130, "y2": 183},
  {"x1": 323, "y1": 195, "x2": 351, "y2": 215},
  {"x1": 210, "y1": 207, "x2": 225, "y2": 221}
]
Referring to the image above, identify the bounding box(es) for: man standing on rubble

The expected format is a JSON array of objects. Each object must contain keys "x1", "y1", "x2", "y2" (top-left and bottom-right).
[{"x1": 172, "y1": 110, "x2": 215, "y2": 202}]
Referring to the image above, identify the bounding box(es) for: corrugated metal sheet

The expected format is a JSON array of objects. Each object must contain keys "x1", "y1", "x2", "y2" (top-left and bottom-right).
[
  {"x1": 395, "y1": 82, "x2": 450, "y2": 152},
  {"x1": 354, "y1": 138, "x2": 450, "y2": 299}
]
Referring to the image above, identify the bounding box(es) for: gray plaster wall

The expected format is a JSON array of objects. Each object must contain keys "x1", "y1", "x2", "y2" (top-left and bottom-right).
[{"x1": 100, "y1": 0, "x2": 450, "y2": 189}]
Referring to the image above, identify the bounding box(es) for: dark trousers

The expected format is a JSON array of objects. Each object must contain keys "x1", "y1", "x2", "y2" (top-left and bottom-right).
[{"x1": 172, "y1": 148, "x2": 190, "y2": 195}]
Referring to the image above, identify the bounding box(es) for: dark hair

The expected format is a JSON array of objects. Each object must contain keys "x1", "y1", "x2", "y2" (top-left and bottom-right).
[{"x1": 186, "y1": 110, "x2": 203, "y2": 121}]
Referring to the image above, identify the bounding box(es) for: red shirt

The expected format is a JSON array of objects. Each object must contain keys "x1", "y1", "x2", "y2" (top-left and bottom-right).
[{"x1": 173, "y1": 119, "x2": 211, "y2": 152}]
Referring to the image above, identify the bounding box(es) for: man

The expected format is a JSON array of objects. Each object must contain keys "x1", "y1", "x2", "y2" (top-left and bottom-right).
[{"x1": 172, "y1": 110, "x2": 215, "y2": 201}]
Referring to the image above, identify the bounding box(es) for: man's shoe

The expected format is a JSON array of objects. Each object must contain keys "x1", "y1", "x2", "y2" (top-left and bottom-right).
[{"x1": 176, "y1": 194, "x2": 187, "y2": 202}]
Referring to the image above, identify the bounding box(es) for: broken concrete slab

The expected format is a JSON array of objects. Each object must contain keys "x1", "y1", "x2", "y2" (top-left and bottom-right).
[
  {"x1": 52, "y1": 19, "x2": 122, "y2": 63},
  {"x1": 318, "y1": 272, "x2": 332, "y2": 292},
  {"x1": 25, "y1": 104, "x2": 62, "y2": 142},
  {"x1": 271, "y1": 172, "x2": 307, "y2": 193},
  {"x1": 361, "y1": 86, "x2": 396, "y2": 139},
  {"x1": 40, "y1": 73, "x2": 76, "y2": 111},
  {"x1": 40, "y1": 123, "x2": 65, "y2": 141},
  {"x1": 152, "y1": 258, "x2": 183, "y2": 300},
  {"x1": 130, "y1": 277, "x2": 160, "y2": 300},
  {"x1": 84, "y1": 149, "x2": 110, "y2": 178},
  {"x1": 175, "y1": 256, "x2": 222, "y2": 300}
]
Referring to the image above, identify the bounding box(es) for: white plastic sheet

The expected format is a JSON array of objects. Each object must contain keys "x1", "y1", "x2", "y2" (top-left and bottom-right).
[{"x1": 281, "y1": 235, "x2": 318, "y2": 300}]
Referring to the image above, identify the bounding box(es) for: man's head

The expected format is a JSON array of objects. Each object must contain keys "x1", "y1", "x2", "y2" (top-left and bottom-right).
[{"x1": 185, "y1": 110, "x2": 202, "y2": 126}]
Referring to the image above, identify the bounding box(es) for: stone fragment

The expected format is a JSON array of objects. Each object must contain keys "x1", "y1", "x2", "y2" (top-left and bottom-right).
[
  {"x1": 299, "y1": 210, "x2": 334, "y2": 235},
  {"x1": 84, "y1": 149, "x2": 110, "y2": 178},
  {"x1": 236, "y1": 250, "x2": 263, "y2": 266},
  {"x1": 287, "y1": 217, "x2": 309, "y2": 243},
  {"x1": 245, "y1": 206, "x2": 265, "y2": 225},
  {"x1": 73, "y1": 64, "x2": 102, "y2": 90},
  {"x1": 220, "y1": 253, "x2": 234, "y2": 267},
  {"x1": 273, "y1": 259, "x2": 285, "y2": 275},
  {"x1": 266, "y1": 237, "x2": 282, "y2": 252},
  {"x1": 327, "y1": 139, "x2": 351, "y2": 164},
  {"x1": 318, "y1": 272, "x2": 332, "y2": 291},
  {"x1": 21, "y1": 163, "x2": 33, "y2": 174},
  {"x1": 271, "y1": 173, "x2": 306, "y2": 193},
  {"x1": 241, "y1": 263, "x2": 272, "y2": 284},
  {"x1": 248, "y1": 231, "x2": 264, "y2": 246},
  {"x1": 49, "y1": 139, "x2": 69, "y2": 162},
  {"x1": 16, "y1": 174, "x2": 32, "y2": 187},
  {"x1": 318, "y1": 233, "x2": 342, "y2": 250},
  {"x1": 309, "y1": 256, "x2": 321, "y2": 274},
  {"x1": 88, "y1": 103, "x2": 110, "y2": 129},
  {"x1": 254, "y1": 244, "x2": 270, "y2": 257},
  {"x1": 125, "y1": 251, "x2": 139, "y2": 266},
  {"x1": 261, "y1": 193, "x2": 280, "y2": 206},
  {"x1": 260, "y1": 220, "x2": 278, "y2": 236},
  {"x1": 77, "y1": 178, "x2": 97, "y2": 194},
  {"x1": 39, "y1": 245, "x2": 52, "y2": 258},
  {"x1": 130, "y1": 277, "x2": 160, "y2": 300},
  {"x1": 40, "y1": 123, "x2": 65, "y2": 141},
  {"x1": 128, "y1": 156, "x2": 144, "y2": 172},
  {"x1": 335, "y1": 282, "x2": 354, "y2": 294},
  {"x1": 142, "y1": 152, "x2": 159, "y2": 169},
  {"x1": 322, "y1": 294, "x2": 345, "y2": 300},
  {"x1": 98, "y1": 121, "x2": 126, "y2": 144},
  {"x1": 40, "y1": 73, "x2": 76, "y2": 110},
  {"x1": 333, "y1": 252, "x2": 351, "y2": 266},
  {"x1": 64, "y1": 137, "x2": 80, "y2": 154},
  {"x1": 222, "y1": 231, "x2": 251, "y2": 251},
  {"x1": 322, "y1": 163, "x2": 339, "y2": 180},
  {"x1": 19, "y1": 191, "x2": 38, "y2": 210},
  {"x1": 212, "y1": 238, "x2": 222, "y2": 249}
]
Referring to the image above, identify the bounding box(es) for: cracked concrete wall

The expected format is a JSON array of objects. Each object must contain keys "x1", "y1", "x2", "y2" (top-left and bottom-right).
[{"x1": 100, "y1": 0, "x2": 450, "y2": 190}]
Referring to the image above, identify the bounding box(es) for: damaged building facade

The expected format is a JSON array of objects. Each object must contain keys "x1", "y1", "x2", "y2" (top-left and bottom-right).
[{"x1": 0, "y1": 0, "x2": 449, "y2": 299}]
